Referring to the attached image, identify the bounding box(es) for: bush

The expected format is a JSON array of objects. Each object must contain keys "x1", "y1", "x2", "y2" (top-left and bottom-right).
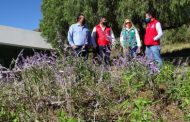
[
  {"x1": 162, "y1": 25, "x2": 190, "y2": 45},
  {"x1": 0, "y1": 51, "x2": 190, "y2": 121}
]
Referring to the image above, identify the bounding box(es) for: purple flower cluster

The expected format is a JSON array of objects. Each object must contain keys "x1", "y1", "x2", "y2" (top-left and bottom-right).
[
  {"x1": 14, "y1": 50, "x2": 57, "y2": 70},
  {"x1": 0, "y1": 65, "x2": 15, "y2": 81},
  {"x1": 136, "y1": 56, "x2": 160, "y2": 73},
  {"x1": 0, "y1": 49, "x2": 160, "y2": 82},
  {"x1": 0, "y1": 50, "x2": 57, "y2": 81},
  {"x1": 112, "y1": 55, "x2": 160, "y2": 73}
]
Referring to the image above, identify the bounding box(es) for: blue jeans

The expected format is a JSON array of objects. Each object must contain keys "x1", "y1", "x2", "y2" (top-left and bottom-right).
[
  {"x1": 145, "y1": 45, "x2": 162, "y2": 68},
  {"x1": 123, "y1": 46, "x2": 138, "y2": 59},
  {"x1": 130, "y1": 47, "x2": 138, "y2": 58}
]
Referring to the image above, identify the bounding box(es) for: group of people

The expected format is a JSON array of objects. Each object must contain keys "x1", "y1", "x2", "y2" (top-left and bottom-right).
[{"x1": 67, "y1": 11, "x2": 163, "y2": 68}]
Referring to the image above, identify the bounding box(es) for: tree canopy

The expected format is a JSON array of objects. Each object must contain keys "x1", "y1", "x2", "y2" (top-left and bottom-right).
[{"x1": 40, "y1": 0, "x2": 190, "y2": 48}]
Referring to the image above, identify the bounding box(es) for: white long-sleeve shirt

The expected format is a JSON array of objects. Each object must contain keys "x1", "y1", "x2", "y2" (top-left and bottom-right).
[
  {"x1": 154, "y1": 22, "x2": 163, "y2": 41},
  {"x1": 120, "y1": 27, "x2": 141, "y2": 47},
  {"x1": 91, "y1": 25, "x2": 116, "y2": 47}
]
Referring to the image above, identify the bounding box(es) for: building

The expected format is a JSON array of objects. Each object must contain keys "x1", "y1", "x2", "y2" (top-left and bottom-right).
[{"x1": 0, "y1": 25, "x2": 53, "y2": 67}]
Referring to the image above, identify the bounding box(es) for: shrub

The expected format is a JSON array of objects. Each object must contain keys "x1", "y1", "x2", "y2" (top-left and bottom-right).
[
  {"x1": 162, "y1": 25, "x2": 190, "y2": 45},
  {"x1": 0, "y1": 51, "x2": 190, "y2": 121}
]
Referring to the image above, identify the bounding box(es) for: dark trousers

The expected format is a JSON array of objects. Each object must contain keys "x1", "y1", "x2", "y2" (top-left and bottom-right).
[
  {"x1": 74, "y1": 46, "x2": 88, "y2": 60},
  {"x1": 97, "y1": 45, "x2": 111, "y2": 65}
]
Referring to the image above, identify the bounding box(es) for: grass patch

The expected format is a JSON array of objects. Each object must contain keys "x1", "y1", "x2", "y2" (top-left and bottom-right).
[{"x1": 161, "y1": 42, "x2": 190, "y2": 54}]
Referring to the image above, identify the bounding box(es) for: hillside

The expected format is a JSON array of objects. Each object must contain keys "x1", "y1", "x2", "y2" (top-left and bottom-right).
[{"x1": 0, "y1": 51, "x2": 190, "y2": 121}]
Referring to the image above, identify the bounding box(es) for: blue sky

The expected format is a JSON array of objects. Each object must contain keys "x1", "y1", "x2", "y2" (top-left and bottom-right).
[{"x1": 0, "y1": 0, "x2": 42, "y2": 30}]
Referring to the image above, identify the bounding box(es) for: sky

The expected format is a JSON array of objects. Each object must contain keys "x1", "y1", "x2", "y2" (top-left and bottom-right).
[{"x1": 0, "y1": 0, "x2": 42, "y2": 30}]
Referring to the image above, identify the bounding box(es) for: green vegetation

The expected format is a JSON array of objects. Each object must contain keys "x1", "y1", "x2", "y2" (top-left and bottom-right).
[
  {"x1": 162, "y1": 25, "x2": 190, "y2": 53},
  {"x1": 162, "y1": 25, "x2": 190, "y2": 45},
  {"x1": 1, "y1": 1, "x2": 190, "y2": 121},
  {"x1": 162, "y1": 42, "x2": 190, "y2": 54},
  {"x1": 0, "y1": 52, "x2": 190, "y2": 121},
  {"x1": 40, "y1": 0, "x2": 190, "y2": 48}
]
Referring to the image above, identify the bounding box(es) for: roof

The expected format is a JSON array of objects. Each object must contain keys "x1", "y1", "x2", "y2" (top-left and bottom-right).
[{"x1": 0, "y1": 25, "x2": 52, "y2": 50}]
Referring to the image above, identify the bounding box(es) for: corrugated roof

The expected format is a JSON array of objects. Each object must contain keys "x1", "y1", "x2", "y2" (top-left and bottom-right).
[{"x1": 0, "y1": 25, "x2": 53, "y2": 49}]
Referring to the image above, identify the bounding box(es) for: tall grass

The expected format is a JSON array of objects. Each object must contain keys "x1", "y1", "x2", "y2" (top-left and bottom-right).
[{"x1": 0, "y1": 50, "x2": 190, "y2": 121}]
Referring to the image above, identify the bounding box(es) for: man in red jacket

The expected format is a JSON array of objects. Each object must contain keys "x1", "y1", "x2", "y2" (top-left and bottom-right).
[
  {"x1": 144, "y1": 11, "x2": 163, "y2": 69},
  {"x1": 91, "y1": 16, "x2": 116, "y2": 65}
]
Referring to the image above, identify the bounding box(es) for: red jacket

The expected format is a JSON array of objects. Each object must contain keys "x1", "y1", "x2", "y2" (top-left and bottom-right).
[
  {"x1": 144, "y1": 18, "x2": 160, "y2": 46},
  {"x1": 96, "y1": 25, "x2": 111, "y2": 46}
]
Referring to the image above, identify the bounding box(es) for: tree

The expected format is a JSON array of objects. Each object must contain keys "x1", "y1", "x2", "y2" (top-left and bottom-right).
[{"x1": 40, "y1": 0, "x2": 190, "y2": 48}]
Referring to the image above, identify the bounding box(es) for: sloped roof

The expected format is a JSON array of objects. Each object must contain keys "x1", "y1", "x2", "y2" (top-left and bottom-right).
[{"x1": 0, "y1": 25, "x2": 52, "y2": 49}]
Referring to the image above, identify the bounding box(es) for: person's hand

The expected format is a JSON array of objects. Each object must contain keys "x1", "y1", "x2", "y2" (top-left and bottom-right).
[
  {"x1": 111, "y1": 43, "x2": 116, "y2": 49},
  {"x1": 120, "y1": 44, "x2": 124, "y2": 48},
  {"x1": 137, "y1": 47, "x2": 141, "y2": 54},
  {"x1": 153, "y1": 37, "x2": 158, "y2": 41},
  {"x1": 72, "y1": 45, "x2": 78, "y2": 49}
]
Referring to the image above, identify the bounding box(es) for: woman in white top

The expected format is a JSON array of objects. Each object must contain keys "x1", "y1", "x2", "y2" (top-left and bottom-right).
[{"x1": 120, "y1": 19, "x2": 141, "y2": 59}]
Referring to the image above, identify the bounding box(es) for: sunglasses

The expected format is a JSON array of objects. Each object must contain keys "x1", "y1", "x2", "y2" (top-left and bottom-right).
[{"x1": 125, "y1": 22, "x2": 131, "y2": 24}]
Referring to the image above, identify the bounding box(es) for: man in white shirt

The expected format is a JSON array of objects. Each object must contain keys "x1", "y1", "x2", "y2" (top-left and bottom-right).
[
  {"x1": 91, "y1": 16, "x2": 116, "y2": 65},
  {"x1": 144, "y1": 11, "x2": 163, "y2": 69}
]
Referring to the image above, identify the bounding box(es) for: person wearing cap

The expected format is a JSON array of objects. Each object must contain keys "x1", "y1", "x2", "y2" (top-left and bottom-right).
[
  {"x1": 120, "y1": 19, "x2": 141, "y2": 59},
  {"x1": 67, "y1": 13, "x2": 91, "y2": 59},
  {"x1": 91, "y1": 16, "x2": 116, "y2": 65},
  {"x1": 144, "y1": 11, "x2": 163, "y2": 69}
]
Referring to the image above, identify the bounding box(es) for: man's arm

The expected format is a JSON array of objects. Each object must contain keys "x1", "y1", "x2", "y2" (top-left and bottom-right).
[
  {"x1": 135, "y1": 28, "x2": 142, "y2": 53},
  {"x1": 110, "y1": 28, "x2": 116, "y2": 43},
  {"x1": 67, "y1": 25, "x2": 75, "y2": 46},
  {"x1": 135, "y1": 29, "x2": 141, "y2": 47},
  {"x1": 120, "y1": 31, "x2": 124, "y2": 47},
  {"x1": 154, "y1": 22, "x2": 163, "y2": 41},
  {"x1": 91, "y1": 27, "x2": 97, "y2": 48}
]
